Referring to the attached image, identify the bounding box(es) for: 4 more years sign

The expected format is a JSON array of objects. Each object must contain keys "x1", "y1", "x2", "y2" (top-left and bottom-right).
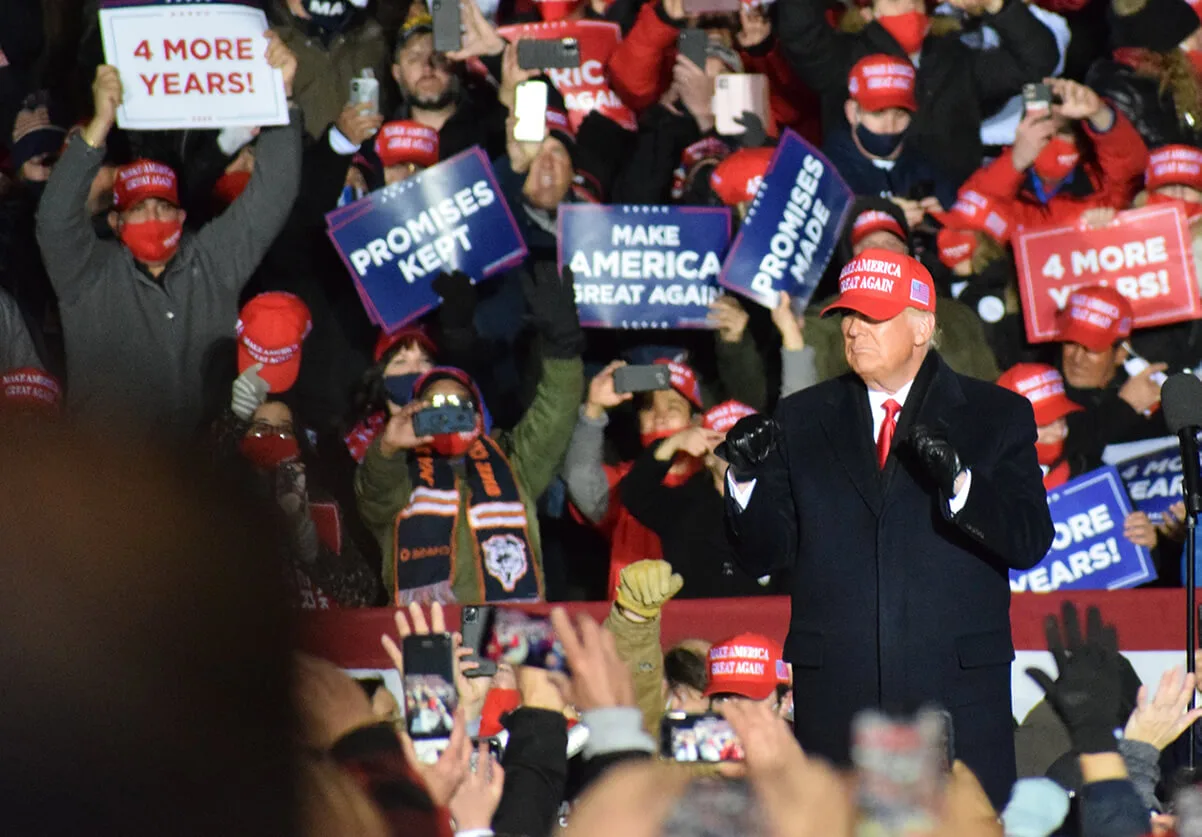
[{"x1": 1015, "y1": 205, "x2": 1199, "y2": 343}]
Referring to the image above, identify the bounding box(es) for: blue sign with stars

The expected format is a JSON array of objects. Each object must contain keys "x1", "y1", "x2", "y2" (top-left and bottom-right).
[
  {"x1": 325, "y1": 146, "x2": 527, "y2": 332},
  {"x1": 557, "y1": 204, "x2": 730, "y2": 329}
]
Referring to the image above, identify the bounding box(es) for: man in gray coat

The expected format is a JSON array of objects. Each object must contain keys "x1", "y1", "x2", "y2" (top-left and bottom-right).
[{"x1": 36, "y1": 35, "x2": 302, "y2": 436}]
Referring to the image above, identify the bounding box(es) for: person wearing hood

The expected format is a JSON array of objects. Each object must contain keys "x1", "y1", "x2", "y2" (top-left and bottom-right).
[
  {"x1": 1085, "y1": 0, "x2": 1202, "y2": 150},
  {"x1": 961, "y1": 76, "x2": 1149, "y2": 228},
  {"x1": 386, "y1": 10, "x2": 509, "y2": 161},
  {"x1": 269, "y1": 0, "x2": 391, "y2": 139},
  {"x1": 822, "y1": 54, "x2": 957, "y2": 221},
  {"x1": 35, "y1": 49, "x2": 303, "y2": 437},
  {"x1": 354, "y1": 263, "x2": 584, "y2": 604},
  {"x1": 776, "y1": 0, "x2": 1059, "y2": 186}
]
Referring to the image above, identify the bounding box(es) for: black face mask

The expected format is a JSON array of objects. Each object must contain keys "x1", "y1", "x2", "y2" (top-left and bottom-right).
[
  {"x1": 855, "y1": 123, "x2": 906, "y2": 159},
  {"x1": 305, "y1": 0, "x2": 357, "y2": 33},
  {"x1": 383, "y1": 372, "x2": 421, "y2": 406}
]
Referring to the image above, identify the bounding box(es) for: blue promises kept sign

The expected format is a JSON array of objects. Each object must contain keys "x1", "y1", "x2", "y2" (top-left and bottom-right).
[
  {"x1": 557, "y1": 205, "x2": 730, "y2": 329},
  {"x1": 326, "y1": 147, "x2": 527, "y2": 333},
  {"x1": 1010, "y1": 467, "x2": 1156, "y2": 593},
  {"x1": 719, "y1": 129, "x2": 853, "y2": 310},
  {"x1": 1116, "y1": 443, "x2": 1189, "y2": 524}
]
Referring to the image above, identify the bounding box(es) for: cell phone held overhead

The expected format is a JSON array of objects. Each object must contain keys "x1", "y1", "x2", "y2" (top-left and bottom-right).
[
  {"x1": 402, "y1": 633, "x2": 458, "y2": 740},
  {"x1": 517, "y1": 38, "x2": 581, "y2": 71},
  {"x1": 612, "y1": 364, "x2": 672, "y2": 395},
  {"x1": 513, "y1": 80, "x2": 549, "y2": 144},
  {"x1": 349, "y1": 70, "x2": 379, "y2": 115}
]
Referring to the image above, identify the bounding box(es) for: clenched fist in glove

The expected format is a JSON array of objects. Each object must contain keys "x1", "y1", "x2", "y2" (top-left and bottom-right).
[
  {"x1": 522, "y1": 262, "x2": 584, "y2": 359},
  {"x1": 231, "y1": 362, "x2": 270, "y2": 421},
  {"x1": 716, "y1": 414, "x2": 780, "y2": 481},
  {"x1": 908, "y1": 424, "x2": 964, "y2": 496},
  {"x1": 616, "y1": 559, "x2": 685, "y2": 620},
  {"x1": 1026, "y1": 603, "x2": 1123, "y2": 754}
]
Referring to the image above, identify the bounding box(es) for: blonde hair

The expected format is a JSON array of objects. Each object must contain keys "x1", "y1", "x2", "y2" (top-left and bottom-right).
[{"x1": 1127, "y1": 49, "x2": 1202, "y2": 135}]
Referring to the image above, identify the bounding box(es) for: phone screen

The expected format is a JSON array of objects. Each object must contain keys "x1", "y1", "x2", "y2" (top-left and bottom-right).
[
  {"x1": 483, "y1": 610, "x2": 568, "y2": 672},
  {"x1": 513, "y1": 81, "x2": 548, "y2": 144},
  {"x1": 402, "y1": 634, "x2": 458, "y2": 740},
  {"x1": 660, "y1": 712, "x2": 745, "y2": 762}
]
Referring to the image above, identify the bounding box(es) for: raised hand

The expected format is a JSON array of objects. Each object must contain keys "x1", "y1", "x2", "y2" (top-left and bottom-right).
[
  {"x1": 585, "y1": 360, "x2": 633, "y2": 419},
  {"x1": 615, "y1": 559, "x2": 685, "y2": 620},
  {"x1": 335, "y1": 103, "x2": 383, "y2": 146},
  {"x1": 908, "y1": 425, "x2": 964, "y2": 497},
  {"x1": 656, "y1": 426, "x2": 725, "y2": 461},
  {"x1": 716, "y1": 414, "x2": 779, "y2": 479},
  {"x1": 771, "y1": 292, "x2": 806, "y2": 351},
  {"x1": 379, "y1": 401, "x2": 435, "y2": 457},
  {"x1": 264, "y1": 29, "x2": 298, "y2": 98},
  {"x1": 1010, "y1": 110, "x2": 1057, "y2": 172},
  {"x1": 708, "y1": 295, "x2": 750, "y2": 344},
  {"x1": 86, "y1": 65, "x2": 123, "y2": 146},
  {"x1": 1123, "y1": 666, "x2": 1202, "y2": 751},
  {"x1": 449, "y1": 742, "x2": 505, "y2": 830},
  {"x1": 446, "y1": 0, "x2": 506, "y2": 62}
]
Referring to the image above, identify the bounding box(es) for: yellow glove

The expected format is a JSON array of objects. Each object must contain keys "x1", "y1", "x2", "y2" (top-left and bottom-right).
[{"x1": 616, "y1": 559, "x2": 684, "y2": 619}]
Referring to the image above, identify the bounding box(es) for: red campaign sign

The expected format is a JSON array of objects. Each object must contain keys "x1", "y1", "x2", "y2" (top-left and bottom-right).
[
  {"x1": 1015, "y1": 204, "x2": 1200, "y2": 343},
  {"x1": 496, "y1": 19, "x2": 636, "y2": 132}
]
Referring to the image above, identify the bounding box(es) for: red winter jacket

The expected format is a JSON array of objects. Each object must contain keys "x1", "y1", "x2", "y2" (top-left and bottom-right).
[
  {"x1": 961, "y1": 109, "x2": 1149, "y2": 230},
  {"x1": 606, "y1": 2, "x2": 821, "y2": 142}
]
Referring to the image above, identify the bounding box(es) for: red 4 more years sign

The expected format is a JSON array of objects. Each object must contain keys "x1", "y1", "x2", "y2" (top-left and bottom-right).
[{"x1": 1015, "y1": 204, "x2": 1200, "y2": 343}]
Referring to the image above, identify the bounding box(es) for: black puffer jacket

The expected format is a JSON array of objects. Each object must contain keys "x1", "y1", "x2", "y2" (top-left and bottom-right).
[{"x1": 1086, "y1": 59, "x2": 1202, "y2": 150}]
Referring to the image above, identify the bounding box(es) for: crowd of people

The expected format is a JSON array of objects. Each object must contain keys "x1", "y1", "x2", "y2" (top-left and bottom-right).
[{"x1": 3, "y1": 0, "x2": 1202, "y2": 832}]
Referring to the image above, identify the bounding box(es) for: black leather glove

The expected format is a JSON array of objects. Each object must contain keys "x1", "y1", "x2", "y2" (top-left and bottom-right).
[
  {"x1": 715, "y1": 414, "x2": 779, "y2": 481},
  {"x1": 1025, "y1": 603, "x2": 1123, "y2": 754},
  {"x1": 431, "y1": 270, "x2": 477, "y2": 331},
  {"x1": 733, "y1": 112, "x2": 768, "y2": 150},
  {"x1": 522, "y1": 262, "x2": 584, "y2": 359},
  {"x1": 908, "y1": 424, "x2": 963, "y2": 496}
]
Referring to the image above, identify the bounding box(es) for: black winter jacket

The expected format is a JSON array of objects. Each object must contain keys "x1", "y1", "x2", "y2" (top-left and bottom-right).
[{"x1": 1086, "y1": 59, "x2": 1202, "y2": 150}]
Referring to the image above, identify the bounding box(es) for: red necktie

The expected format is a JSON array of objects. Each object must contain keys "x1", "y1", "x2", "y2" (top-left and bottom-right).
[{"x1": 876, "y1": 399, "x2": 902, "y2": 470}]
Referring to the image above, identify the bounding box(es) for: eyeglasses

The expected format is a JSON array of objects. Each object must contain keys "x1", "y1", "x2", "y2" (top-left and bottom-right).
[
  {"x1": 246, "y1": 421, "x2": 295, "y2": 440},
  {"x1": 426, "y1": 393, "x2": 474, "y2": 411}
]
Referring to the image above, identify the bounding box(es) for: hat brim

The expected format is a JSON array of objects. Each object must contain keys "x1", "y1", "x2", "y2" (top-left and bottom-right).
[
  {"x1": 855, "y1": 93, "x2": 917, "y2": 113},
  {"x1": 120, "y1": 187, "x2": 180, "y2": 210},
  {"x1": 1033, "y1": 395, "x2": 1084, "y2": 427},
  {"x1": 820, "y1": 295, "x2": 907, "y2": 321},
  {"x1": 1056, "y1": 319, "x2": 1119, "y2": 354},
  {"x1": 702, "y1": 679, "x2": 777, "y2": 700},
  {"x1": 238, "y1": 343, "x2": 300, "y2": 395}
]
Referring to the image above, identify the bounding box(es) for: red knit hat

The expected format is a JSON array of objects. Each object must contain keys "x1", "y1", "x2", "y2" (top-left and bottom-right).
[{"x1": 374, "y1": 325, "x2": 438, "y2": 363}]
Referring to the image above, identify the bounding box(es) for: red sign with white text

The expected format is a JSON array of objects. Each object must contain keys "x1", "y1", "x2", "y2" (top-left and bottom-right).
[
  {"x1": 1015, "y1": 205, "x2": 1200, "y2": 343},
  {"x1": 496, "y1": 19, "x2": 636, "y2": 132}
]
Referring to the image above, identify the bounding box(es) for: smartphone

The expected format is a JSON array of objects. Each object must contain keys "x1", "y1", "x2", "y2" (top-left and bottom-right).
[
  {"x1": 431, "y1": 0, "x2": 462, "y2": 54},
  {"x1": 483, "y1": 609, "x2": 569, "y2": 672},
  {"x1": 683, "y1": 0, "x2": 741, "y2": 13},
  {"x1": 517, "y1": 37, "x2": 582, "y2": 70},
  {"x1": 461, "y1": 605, "x2": 499, "y2": 678},
  {"x1": 513, "y1": 80, "x2": 549, "y2": 143},
  {"x1": 402, "y1": 633, "x2": 458, "y2": 740},
  {"x1": 470, "y1": 737, "x2": 505, "y2": 771},
  {"x1": 349, "y1": 70, "x2": 380, "y2": 114},
  {"x1": 852, "y1": 708, "x2": 947, "y2": 830},
  {"x1": 660, "y1": 712, "x2": 745, "y2": 762},
  {"x1": 412, "y1": 405, "x2": 476, "y2": 437},
  {"x1": 713, "y1": 73, "x2": 771, "y2": 137},
  {"x1": 678, "y1": 28, "x2": 708, "y2": 71},
  {"x1": 1022, "y1": 82, "x2": 1053, "y2": 117},
  {"x1": 613, "y1": 364, "x2": 671, "y2": 395}
]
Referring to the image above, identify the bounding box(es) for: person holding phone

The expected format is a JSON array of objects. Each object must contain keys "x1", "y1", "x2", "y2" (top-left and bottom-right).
[
  {"x1": 355, "y1": 263, "x2": 583, "y2": 604},
  {"x1": 961, "y1": 78, "x2": 1149, "y2": 228}
]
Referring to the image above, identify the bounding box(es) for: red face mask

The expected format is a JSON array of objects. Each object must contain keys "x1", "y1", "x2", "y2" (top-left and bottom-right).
[
  {"x1": 1147, "y1": 191, "x2": 1202, "y2": 222},
  {"x1": 119, "y1": 218, "x2": 182, "y2": 264},
  {"x1": 1033, "y1": 137, "x2": 1080, "y2": 183},
  {"x1": 877, "y1": 11, "x2": 928, "y2": 55},
  {"x1": 239, "y1": 435, "x2": 300, "y2": 470},
  {"x1": 430, "y1": 426, "x2": 480, "y2": 457},
  {"x1": 212, "y1": 170, "x2": 251, "y2": 209},
  {"x1": 640, "y1": 427, "x2": 681, "y2": 449},
  {"x1": 937, "y1": 228, "x2": 978, "y2": 269},
  {"x1": 1186, "y1": 49, "x2": 1202, "y2": 78},
  {"x1": 1034, "y1": 439, "x2": 1064, "y2": 467},
  {"x1": 535, "y1": 0, "x2": 583, "y2": 20}
]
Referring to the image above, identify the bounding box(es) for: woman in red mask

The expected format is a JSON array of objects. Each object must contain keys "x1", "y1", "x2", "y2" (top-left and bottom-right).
[
  {"x1": 997, "y1": 363, "x2": 1157, "y2": 550},
  {"x1": 962, "y1": 77, "x2": 1149, "y2": 228}
]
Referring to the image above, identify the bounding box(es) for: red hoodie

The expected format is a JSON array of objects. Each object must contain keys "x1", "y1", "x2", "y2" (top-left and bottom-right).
[{"x1": 961, "y1": 110, "x2": 1149, "y2": 229}]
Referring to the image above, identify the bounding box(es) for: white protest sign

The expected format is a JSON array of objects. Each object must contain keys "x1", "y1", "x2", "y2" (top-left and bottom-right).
[{"x1": 99, "y1": 3, "x2": 288, "y2": 130}]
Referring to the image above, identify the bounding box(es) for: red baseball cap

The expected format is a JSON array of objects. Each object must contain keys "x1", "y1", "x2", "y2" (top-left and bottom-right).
[
  {"x1": 113, "y1": 159, "x2": 179, "y2": 209},
  {"x1": 936, "y1": 228, "x2": 978, "y2": 268},
  {"x1": 935, "y1": 189, "x2": 1012, "y2": 244},
  {"x1": 1, "y1": 367, "x2": 62, "y2": 412},
  {"x1": 848, "y1": 54, "x2": 917, "y2": 112},
  {"x1": 703, "y1": 632, "x2": 790, "y2": 700},
  {"x1": 710, "y1": 147, "x2": 774, "y2": 206},
  {"x1": 236, "y1": 292, "x2": 313, "y2": 393},
  {"x1": 703, "y1": 400, "x2": 756, "y2": 434},
  {"x1": 373, "y1": 325, "x2": 438, "y2": 363},
  {"x1": 654, "y1": 358, "x2": 703, "y2": 408},
  {"x1": 1056, "y1": 285, "x2": 1133, "y2": 352},
  {"x1": 821, "y1": 248, "x2": 936, "y2": 320},
  {"x1": 850, "y1": 209, "x2": 906, "y2": 247},
  {"x1": 375, "y1": 120, "x2": 439, "y2": 169},
  {"x1": 672, "y1": 137, "x2": 731, "y2": 200},
  {"x1": 996, "y1": 363, "x2": 1083, "y2": 427},
  {"x1": 1146, "y1": 145, "x2": 1202, "y2": 192}
]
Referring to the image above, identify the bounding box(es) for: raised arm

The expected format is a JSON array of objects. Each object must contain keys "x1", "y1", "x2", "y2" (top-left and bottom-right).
[
  {"x1": 776, "y1": 0, "x2": 858, "y2": 101},
  {"x1": 564, "y1": 361, "x2": 633, "y2": 525},
  {"x1": 965, "y1": 0, "x2": 1059, "y2": 104},
  {"x1": 720, "y1": 413, "x2": 798, "y2": 578}
]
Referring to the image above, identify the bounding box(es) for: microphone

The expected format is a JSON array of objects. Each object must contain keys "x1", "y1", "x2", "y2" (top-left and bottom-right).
[{"x1": 1163, "y1": 373, "x2": 1202, "y2": 517}]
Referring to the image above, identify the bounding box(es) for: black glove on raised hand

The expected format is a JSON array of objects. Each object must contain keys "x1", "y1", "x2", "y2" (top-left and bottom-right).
[
  {"x1": 522, "y1": 262, "x2": 584, "y2": 359},
  {"x1": 908, "y1": 424, "x2": 963, "y2": 496},
  {"x1": 733, "y1": 112, "x2": 768, "y2": 150},
  {"x1": 1025, "y1": 603, "x2": 1123, "y2": 754},
  {"x1": 716, "y1": 414, "x2": 779, "y2": 481},
  {"x1": 431, "y1": 270, "x2": 477, "y2": 331}
]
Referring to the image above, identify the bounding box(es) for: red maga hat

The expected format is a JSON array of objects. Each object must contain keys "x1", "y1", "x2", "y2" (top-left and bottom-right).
[
  {"x1": 821, "y1": 249, "x2": 936, "y2": 321},
  {"x1": 236, "y1": 292, "x2": 313, "y2": 393}
]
